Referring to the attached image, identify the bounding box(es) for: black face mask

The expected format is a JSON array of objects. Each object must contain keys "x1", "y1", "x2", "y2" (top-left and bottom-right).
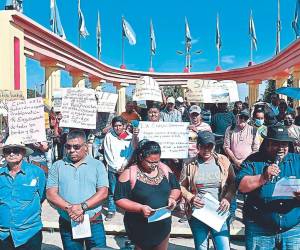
[{"x1": 284, "y1": 119, "x2": 294, "y2": 126}]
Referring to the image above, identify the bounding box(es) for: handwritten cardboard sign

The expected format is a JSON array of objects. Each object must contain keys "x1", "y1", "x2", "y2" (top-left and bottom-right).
[
  {"x1": 96, "y1": 92, "x2": 118, "y2": 113},
  {"x1": 138, "y1": 122, "x2": 189, "y2": 159},
  {"x1": 0, "y1": 90, "x2": 24, "y2": 116},
  {"x1": 7, "y1": 97, "x2": 46, "y2": 144},
  {"x1": 59, "y1": 88, "x2": 97, "y2": 129},
  {"x1": 186, "y1": 79, "x2": 239, "y2": 103},
  {"x1": 133, "y1": 76, "x2": 162, "y2": 102}
]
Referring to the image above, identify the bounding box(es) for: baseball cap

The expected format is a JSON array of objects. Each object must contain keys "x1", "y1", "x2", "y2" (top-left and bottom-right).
[
  {"x1": 189, "y1": 105, "x2": 201, "y2": 114},
  {"x1": 176, "y1": 97, "x2": 184, "y2": 103},
  {"x1": 167, "y1": 97, "x2": 175, "y2": 104},
  {"x1": 197, "y1": 131, "x2": 216, "y2": 146}
]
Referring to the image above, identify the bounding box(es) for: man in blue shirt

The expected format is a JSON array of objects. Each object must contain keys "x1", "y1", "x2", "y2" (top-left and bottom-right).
[
  {"x1": 237, "y1": 125, "x2": 300, "y2": 249},
  {"x1": 0, "y1": 135, "x2": 46, "y2": 250},
  {"x1": 47, "y1": 129, "x2": 109, "y2": 250}
]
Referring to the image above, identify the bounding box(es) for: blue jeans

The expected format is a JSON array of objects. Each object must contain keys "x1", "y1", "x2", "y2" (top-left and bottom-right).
[
  {"x1": 108, "y1": 171, "x2": 118, "y2": 213},
  {"x1": 0, "y1": 230, "x2": 42, "y2": 250},
  {"x1": 188, "y1": 216, "x2": 230, "y2": 250},
  {"x1": 245, "y1": 220, "x2": 300, "y2": 250},
  {"x1": 59, "y1": 217, "x2": 106, "y2": 250}
]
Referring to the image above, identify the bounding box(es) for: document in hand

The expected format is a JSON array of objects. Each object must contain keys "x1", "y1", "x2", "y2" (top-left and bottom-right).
[
  {"x1": 272, "y1": 177, "x2": 300, "y2": 197},
  {"x1": 192, "y1": 193, "x2": 230, "y2": 232},
  {"x1": 71, "y1": 214, "x2": 92, "y2": 239},
  {"x1": 148, "y1": 206, "x2": 171, "y2": 223}
]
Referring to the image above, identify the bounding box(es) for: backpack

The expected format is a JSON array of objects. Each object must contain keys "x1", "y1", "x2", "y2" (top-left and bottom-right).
[{"x1": 129, "y1": 163, "x2": 171, "y2": 190}]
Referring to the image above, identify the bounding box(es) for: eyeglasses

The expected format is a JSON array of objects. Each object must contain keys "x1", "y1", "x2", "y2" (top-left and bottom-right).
[
  {"x1": 3, "y1": 147, "x2": 23, "y2": 155},
  {"x1": 65, "y1": 144, "x2": 84, "y2": 150}
]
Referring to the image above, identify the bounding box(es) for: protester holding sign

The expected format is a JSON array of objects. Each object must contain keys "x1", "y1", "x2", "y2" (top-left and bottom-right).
[
  {"x1": 114, "y1": 140, "x2": 181, "y2": 250},
  {"x1": 180, "y1": 131, "x2": 235, "y2": 250}
]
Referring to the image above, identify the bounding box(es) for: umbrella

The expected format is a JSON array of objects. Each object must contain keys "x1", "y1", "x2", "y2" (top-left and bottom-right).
[{"x1": 275, "y1": 87, "x2": 300, "y2": 100}]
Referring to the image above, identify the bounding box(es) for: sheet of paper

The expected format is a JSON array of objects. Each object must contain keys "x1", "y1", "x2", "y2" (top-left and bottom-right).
[
  {"x1": 148, "y1": 206, "x2": 171, "y2": 223},
  {"x1": 71, "y1": 214, "x2": 91, "y2": 239},
  {"x1": 192, "y1": 193, "x2": 229, "y2": 232},
  {"x1": 272, "y1": 177, "x2": 300, "y2": 197}
]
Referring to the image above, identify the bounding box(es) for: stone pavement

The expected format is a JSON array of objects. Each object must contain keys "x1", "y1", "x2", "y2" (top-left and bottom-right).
[{"x1": 42, "y1": 199, "x2": 245, "y2": 237}]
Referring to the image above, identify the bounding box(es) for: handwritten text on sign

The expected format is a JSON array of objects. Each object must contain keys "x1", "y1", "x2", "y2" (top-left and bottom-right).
[
  {"x1": 60, "y1": 88, "x2": 97, "y2": 129},
  {"x1": 138, "y1": 122, "x2": 189, "y2": 159},
  {"x1": 7, "y1": 97, "x2": 46, "y2": 144},
  {"x1": 133, "y1": 76, "x2": 162, "y2": 102},
  {"x1": 186, "y1": 79, "x2": 239, "y2": 103},
  {"x1": 0, "y1": 90, "x2": 24, "y2": 116},
  {"x1": 96, "y1": 92, "x2": 118, "y2": 113}
]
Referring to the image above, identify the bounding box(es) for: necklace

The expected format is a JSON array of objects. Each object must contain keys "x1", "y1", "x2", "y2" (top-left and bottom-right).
[{"x1": 137, "y1": 167, "x2": 164, "y2": 185}]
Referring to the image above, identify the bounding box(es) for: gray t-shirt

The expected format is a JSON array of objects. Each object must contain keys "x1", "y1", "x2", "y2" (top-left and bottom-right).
[{"x1": 195, "y1": 158, "x2": 221, "y2": 200}]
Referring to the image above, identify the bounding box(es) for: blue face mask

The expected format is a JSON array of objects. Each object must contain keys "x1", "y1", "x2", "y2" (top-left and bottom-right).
[{"x1": 255, "y1": 119, "x2": 264, "y2": 127}]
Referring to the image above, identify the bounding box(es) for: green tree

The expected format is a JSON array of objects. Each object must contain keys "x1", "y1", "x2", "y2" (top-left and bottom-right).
[{"x1": 161, "y1": 86, "x2": 184, "y2": 98}]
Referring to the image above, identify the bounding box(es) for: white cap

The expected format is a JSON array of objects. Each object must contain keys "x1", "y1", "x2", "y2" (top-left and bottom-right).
[
  {"x1": 167, "y1": 97, "x2": 175, "y2": 104},
  {"x1": 176, "y1": 96, "x2": 184, "y2": 103}
]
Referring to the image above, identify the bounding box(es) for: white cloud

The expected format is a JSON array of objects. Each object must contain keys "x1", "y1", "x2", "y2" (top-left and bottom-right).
[{"x1": 221, "y1": 55, "x2": 235, "y2": 64}]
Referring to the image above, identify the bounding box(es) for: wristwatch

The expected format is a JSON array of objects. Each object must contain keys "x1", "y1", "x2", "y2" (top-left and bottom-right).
[{"x1": 81, "y1": 202, "x2": 89, "y2": 212}]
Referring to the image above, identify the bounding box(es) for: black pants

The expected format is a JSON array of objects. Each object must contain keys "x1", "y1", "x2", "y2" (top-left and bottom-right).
[{"x1": 0, "y1": 230, "x2": 42, "y2": 250}]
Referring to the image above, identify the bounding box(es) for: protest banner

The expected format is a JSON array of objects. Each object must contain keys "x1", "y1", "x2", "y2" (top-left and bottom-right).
[
  {"x1": 7, "y1": 97, "x2": 46, "y2": 144},
  {"x1": 186, "y1": 79, "x2": 239, "y2": 103},
  {"x1": 59, "y1": 88, "x2": 97, "y2": 129},
  {"x1": 133, "y1": 76, "x2": 162, "y2": 102},
  {"x1": 138, "y1": 122, "x2": 189, "y2": 158},
  {"x1": 96, "y1": 92, "x2": 118, "y2": 113},
  {"x1": 52, "y1": 89, "x2": 66, "y2": 112},
  {"x1": 0, "y1": 90, "x2": 24, "y2": 116}
]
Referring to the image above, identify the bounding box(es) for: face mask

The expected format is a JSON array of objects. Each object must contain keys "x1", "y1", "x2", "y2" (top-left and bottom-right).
[
  {"x1": 255, "y1": 119, "x2": 264, "y2": 127},
  {"x1": 284, "y1": 119, "x2": 293, "y2": 126}
]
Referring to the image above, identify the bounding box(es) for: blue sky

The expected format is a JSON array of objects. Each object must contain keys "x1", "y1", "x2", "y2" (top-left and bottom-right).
[{"x1": 1, "y1": 0, "x2": 299, "y2": 100}]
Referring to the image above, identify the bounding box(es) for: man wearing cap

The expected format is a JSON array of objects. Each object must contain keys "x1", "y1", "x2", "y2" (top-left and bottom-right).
[
  {"x1": 0, "y1": 135, "x2": 46, "y2": 250},
  {"x1": 188, "y1": 105, "x2": 212, "y2": 157},
  {"x1": 237, "y1": 125, "x2": 300, "y2": 249},
  {"x1": 160, "y1": 97, "x2": 182, "y2": 122},
  {"x1": 176, "y1": 96, "x2": 189, "y2": 122}
]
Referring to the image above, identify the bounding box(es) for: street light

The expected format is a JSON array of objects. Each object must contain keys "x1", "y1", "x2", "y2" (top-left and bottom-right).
[{"x1": 176, "y1": 49, "x2": 203, "y2": 73}]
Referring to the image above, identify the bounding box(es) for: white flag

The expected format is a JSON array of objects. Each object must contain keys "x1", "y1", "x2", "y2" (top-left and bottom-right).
[
  {"x1": 96, "y1": 12, "x2": 101, "y2": 59},
  {"x1": 216, "y1": 14, "x2": 221, "y2": 50},
  {"x1": 249, "y1": 10, "x2": 257, "y2": 50},
  {"x1": 150, "y1": 19, "x2": 156, "y2": 55},
  {"x1": 50, "y1": 0, "x2": 66, "y2": 39},
  {"x1": 185, "y1": 17, "x2": 192, "y2": 51},
  {"x1": 122, "y1": 17, "x2": 136, "y2": 45},
  {"x1": 78, "y1": 0, "x2": 89, "y2": 38}
]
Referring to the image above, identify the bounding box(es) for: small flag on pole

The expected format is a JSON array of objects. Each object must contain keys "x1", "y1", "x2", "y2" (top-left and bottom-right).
[
  {"x1": 96, "y1": 12, "x2": 101, "y2": 59},
  {"x1": 185, "y1": 17, "x2": 192, "y2": 51},
  {"x1": 292, "y1": 0, "x2": 300, "y2": 38},
  {"x1": 216, "y1": 14, "x2": 221, "y2": 51},
  {"x1": 50, "y1": 0, "x2": 66, "y2": 39},
  {"x1": 249, "y1": 10, "x2": 257, "y2": 50},
  {"x1": 78, "y1": 0, "x2": 89, "y2": 38},
  {"x1": 150, "y1": 19, "x2": 156, "y2": 55},
  {"x1": 122, "y1": 17, "x2": 136, "y2": 45}
]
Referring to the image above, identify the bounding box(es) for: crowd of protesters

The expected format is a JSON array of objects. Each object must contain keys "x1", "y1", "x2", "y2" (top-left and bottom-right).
[{"x1": 1, "y1": 91, "x2": 300, "y2": 250}]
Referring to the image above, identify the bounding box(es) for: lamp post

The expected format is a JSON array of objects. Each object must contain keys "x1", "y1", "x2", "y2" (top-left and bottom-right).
[{"x1": 176, "y1": 50, "x2": 202, "y2": 73}]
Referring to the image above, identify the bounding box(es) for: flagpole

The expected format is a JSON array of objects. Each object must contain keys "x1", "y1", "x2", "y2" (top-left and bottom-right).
[
  {"x1": 276, "y1": 0, "x2": 281, "y2": 55},
  {"x1": 250, "y1": 35, "x2": 253, "y2": 64},
  {"x1": 121, "y1": 17, "x2": 125, "y2": 67},
  {"x1": 78, "y1": 0, "x2": 81, "y2": 48}
]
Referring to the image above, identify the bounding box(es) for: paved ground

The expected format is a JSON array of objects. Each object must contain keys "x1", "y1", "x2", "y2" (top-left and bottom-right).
[{"x1": 42, "y1": 199, "x2": 246, "y2": 249}]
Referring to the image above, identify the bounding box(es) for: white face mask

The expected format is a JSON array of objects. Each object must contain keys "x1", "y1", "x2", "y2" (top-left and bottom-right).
[{"x1": 255, "y1": 119, "x2": 264, "y2": 127}]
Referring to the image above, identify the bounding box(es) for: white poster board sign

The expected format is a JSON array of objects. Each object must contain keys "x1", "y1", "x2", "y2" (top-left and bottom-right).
[
  {"x1": 0, "y1": 90, "x2": 24, "y2": 116},
  {"x1": 133, "y1": 76, "x2": 162, "y2": 102},
  {"x1": 7, "y1": 97, "x2": 46, "y2": 144},
  {"x1": 52, "y1": 89, "x2": 65, "y2": 112},
  {"x1": 186, "y1": 79, "x2": 239, "y2": 103},
  {"x1": 138, "y1": 122, "x2": 189, "y2": 159},
  {"x1": 60, "y1": 88, "x2": 97, "y2": 129},
  {"x1": 96, "y1": 92, "x2": 118, "y2": 113}
]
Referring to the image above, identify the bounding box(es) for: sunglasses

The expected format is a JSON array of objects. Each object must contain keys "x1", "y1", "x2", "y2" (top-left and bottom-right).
[
  {"x1": 3, "y1": 147, "x2": 23, "y2": 155},
  {"x1": 65, "y1": 144, "x2": 84, "y2": 150}
]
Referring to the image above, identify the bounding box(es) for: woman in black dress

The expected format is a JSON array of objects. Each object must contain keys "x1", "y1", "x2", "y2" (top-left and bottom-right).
[{"x1": 114, "y1": 140, "x2": 181, "y2": 250}]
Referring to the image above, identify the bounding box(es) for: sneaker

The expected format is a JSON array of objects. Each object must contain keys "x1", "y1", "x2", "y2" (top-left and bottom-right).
[{"x1": 105, "y1": 212, "x2": 115, "y2": 221}]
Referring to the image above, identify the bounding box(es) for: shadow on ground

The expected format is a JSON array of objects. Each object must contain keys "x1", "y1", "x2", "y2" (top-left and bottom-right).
[{"x1": 42, "y1": 243, "x2": 62, "y2": 250}]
